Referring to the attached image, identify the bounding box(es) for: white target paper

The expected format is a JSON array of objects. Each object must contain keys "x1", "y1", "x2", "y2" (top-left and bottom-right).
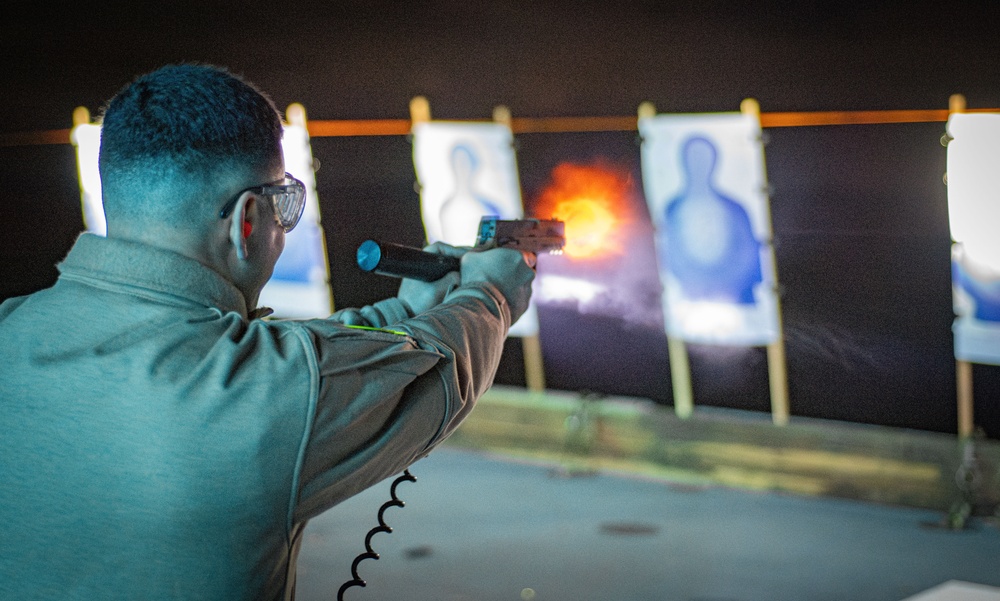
[
  {"x1": 946, "y1": 112, "x2": 1000, "y2": 365},
  {"x1": 639, "y1": 112, "x2": 779, "y2": 346},
  {"x1": 71, "y1": 121, "x2": 332, "y2": 318},
  {"x1": 412, "y1": 121, "x2": 538, "y2": 336}
]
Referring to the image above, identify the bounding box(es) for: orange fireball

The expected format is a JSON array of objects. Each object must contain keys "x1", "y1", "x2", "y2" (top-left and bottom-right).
[{"x1": 534, "y1": 162, "x2": 633, "y2": 259}]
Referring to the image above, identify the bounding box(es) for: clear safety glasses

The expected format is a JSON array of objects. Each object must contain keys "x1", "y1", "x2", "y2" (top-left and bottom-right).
[{"x1": 220, "y1": 172, "x2": 307, "y2": 233}]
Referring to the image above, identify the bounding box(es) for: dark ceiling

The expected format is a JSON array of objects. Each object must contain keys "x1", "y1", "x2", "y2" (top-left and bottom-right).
[{"x1": 4, "y1": 1, "x2": 1000, "y2": 132}]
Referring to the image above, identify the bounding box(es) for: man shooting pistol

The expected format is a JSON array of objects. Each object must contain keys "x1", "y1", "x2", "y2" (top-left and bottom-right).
[
  {"x1": 357, "y1": 217, "x2": 566, "y2": 282},
  {"x1": 0, "y1": 64, "x2": 545, "y2": 600}
]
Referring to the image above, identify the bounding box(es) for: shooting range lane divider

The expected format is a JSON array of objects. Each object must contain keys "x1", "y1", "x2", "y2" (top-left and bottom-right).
[{"x1": 447, "y1": 385, "x2": 1000, "y2": 514}]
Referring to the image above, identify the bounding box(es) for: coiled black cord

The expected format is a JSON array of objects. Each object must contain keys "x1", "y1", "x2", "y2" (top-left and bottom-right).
[{"x1": 336, "y1": 469, "x2": 416, "y2": 601}]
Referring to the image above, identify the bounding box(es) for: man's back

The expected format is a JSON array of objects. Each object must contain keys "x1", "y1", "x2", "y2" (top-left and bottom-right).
[{"x1": 0, "y1": 237, "x2": 314, "y2": 600}]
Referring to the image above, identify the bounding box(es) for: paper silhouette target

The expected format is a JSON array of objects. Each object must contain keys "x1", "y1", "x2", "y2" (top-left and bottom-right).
[{"x1": 640, "y1": 112, "x2": 779, "y2": 346}]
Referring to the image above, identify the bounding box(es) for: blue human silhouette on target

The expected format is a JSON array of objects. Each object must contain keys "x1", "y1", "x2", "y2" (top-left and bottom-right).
[
  {"x1": 953, "y1": 257, "x2": 1000, "y2": 322},
  {"x1": 660, "y1": 136, "x2": 763, "y2": 304},
  {"x1": 439, "y1": 143, "x2": 504, "y2": 242}
]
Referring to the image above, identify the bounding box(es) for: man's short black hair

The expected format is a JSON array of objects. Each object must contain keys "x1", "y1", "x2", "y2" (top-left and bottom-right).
[{"x1": 98, "y1": 63, "x2": 284, "y2": 224}]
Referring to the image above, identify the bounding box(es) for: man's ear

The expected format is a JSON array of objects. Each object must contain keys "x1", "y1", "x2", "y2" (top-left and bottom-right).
[{"x1": 228, "y1": 192, "x2": 255, "y2": 261}]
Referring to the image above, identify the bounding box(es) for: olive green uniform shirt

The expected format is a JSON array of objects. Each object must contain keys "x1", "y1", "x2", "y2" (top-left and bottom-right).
[{"x1": 0, "y1": 233, "x2": 511, "y2": 600}]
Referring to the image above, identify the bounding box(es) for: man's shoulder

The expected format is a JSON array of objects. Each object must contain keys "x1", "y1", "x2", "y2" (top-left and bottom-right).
[{"x1": 0, "y1": 294, "x2": 31, "y2": 322}]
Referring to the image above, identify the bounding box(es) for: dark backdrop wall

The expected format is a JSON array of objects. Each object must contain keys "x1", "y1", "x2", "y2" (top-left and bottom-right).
[{"x1": 2, "y1": 1, "x2": 999, "y2": 437}]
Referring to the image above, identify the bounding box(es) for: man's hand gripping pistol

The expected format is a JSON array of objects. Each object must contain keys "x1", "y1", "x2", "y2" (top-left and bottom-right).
[{"x1": 357, "y1": 217, "x2": 565, "y2": 281}]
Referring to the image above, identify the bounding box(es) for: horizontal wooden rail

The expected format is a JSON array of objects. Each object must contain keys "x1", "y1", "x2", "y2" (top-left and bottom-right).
[
  {"x1": 761, "y1": 109, "x2": 949, "y2": 127},
  {"x1": 306, "y1": 118, "x2": 411, "y2": 137},
  {"x1": 0, "y1": 128, "x2": 73, "y2": 146},
  {"x1": 4, "y1": 108, "x2": 1000, "y2": 147},
  {"x1": 509, "y1": 115, "x2": 639, "y2": 133}
]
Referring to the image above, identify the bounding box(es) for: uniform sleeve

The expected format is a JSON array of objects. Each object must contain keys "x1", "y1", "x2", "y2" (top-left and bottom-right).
[
  {"x1": 327, "y1": 298, "x2": 409, "y2": 328},
  {"x1": 291, "y1": 282, "x2": 510, "y2": 521}
]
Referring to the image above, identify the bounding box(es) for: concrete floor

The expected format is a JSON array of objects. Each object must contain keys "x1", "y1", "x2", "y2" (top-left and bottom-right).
[{"x1": 296, "y1": 447, "x2": 1000, "y2": 601}]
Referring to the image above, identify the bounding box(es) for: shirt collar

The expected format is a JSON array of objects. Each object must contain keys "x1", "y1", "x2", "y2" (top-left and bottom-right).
[{"x1": 58, "y1": 233, "x2": 251, "y2": 319}]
